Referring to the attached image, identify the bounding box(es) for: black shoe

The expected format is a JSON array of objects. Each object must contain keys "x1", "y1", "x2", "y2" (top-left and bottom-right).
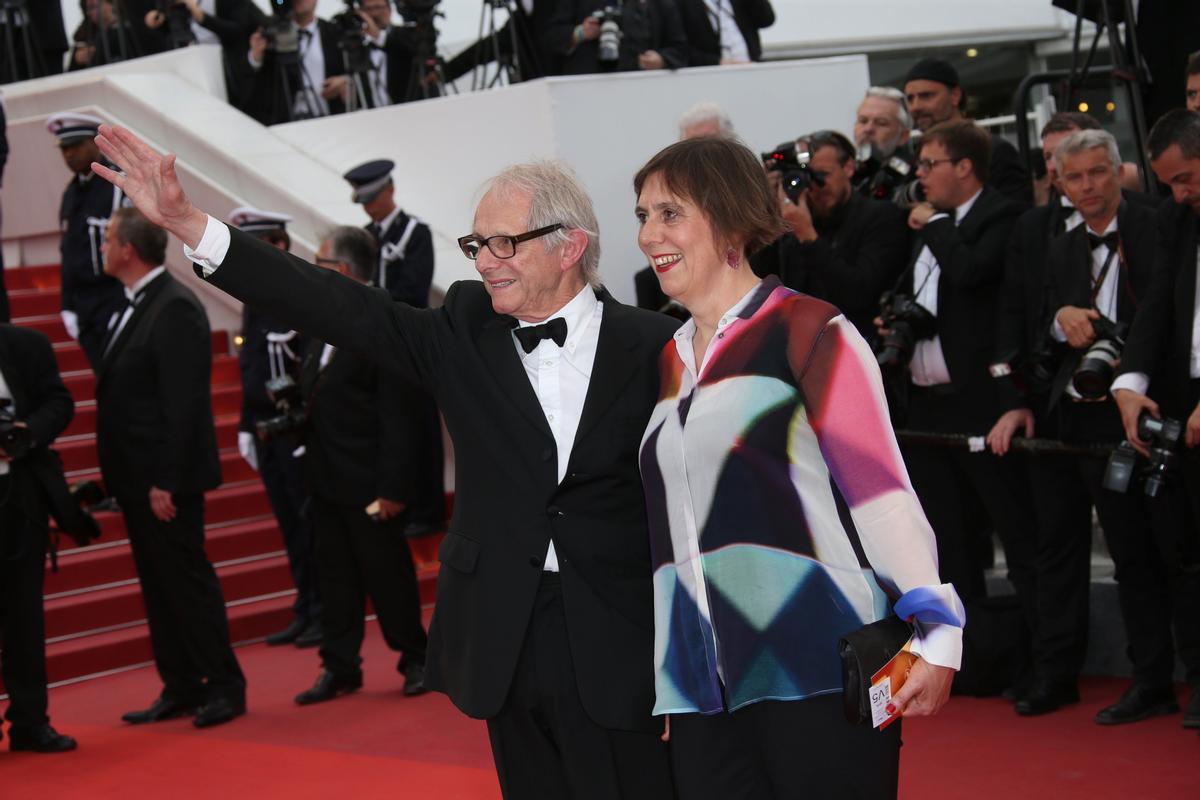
[
  {"x1": 295, "y1": 670, "x2": 362, "y2": 706},
  {"x1": 401, "y1": 662, "x2": 428, "y2": 697},
  {"x1": 121, "y1": 696, "x2": 199, "y2": 724},
  {"x1": 1183, "y1": 686, "x2": 1200, "y2": 730},
  {"x1": 1014, "y1": 678, "x2": 1080, "y2": 717},
  {"x1": 1095, "y1": 683, "x2": 1179, "y2": 726},
  {"x1": 8, "y1": 725, "x2": 78, "y2": 753},
  {"x1": 293, "y1": 621, "x2": 322, "y2": 649},
  {"x1": 265, "y1": 617, "x2": 308, "y2": 646},
  {"x1": 193, "y1": 696, "x2": 246, "y2": 729}
]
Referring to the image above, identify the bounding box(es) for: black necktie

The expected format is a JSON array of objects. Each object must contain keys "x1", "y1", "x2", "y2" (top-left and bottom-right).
[
  {"x1": 299, "y1": 28, "x2": 312, "y2": 52},
  {"x1": 1088, "y1": 231, "x2": 1120, "y2": 251},
  {"x1": 513, "y1": 317, "x2": 568, "y2": 354}
]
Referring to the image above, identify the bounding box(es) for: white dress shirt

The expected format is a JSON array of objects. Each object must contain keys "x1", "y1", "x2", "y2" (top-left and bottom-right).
[
  {"x1": 0, "y1": 364, "x2": 12, "y2": 477},
  {"x1": 514, "y1": 284, "x2": 604, "y2": 571},
  {"x1": 104, "y1": 266, "x2": 166, "y2": 357},
  {"x1": 909, "y1": 189, "x2": 981, "y2": 387},
  {"x1": 367, "y1": 28, "x2": 390, "y2": 106},
  {"x1": 296, "y1": 19, "x2": 329, "y2": 118},
  {"x1": 702, "y1": 0, "x2": 750, "y2": 63},
  {"x1": 1051, "y1": 216, "x2": 1120, "y2": 343}
]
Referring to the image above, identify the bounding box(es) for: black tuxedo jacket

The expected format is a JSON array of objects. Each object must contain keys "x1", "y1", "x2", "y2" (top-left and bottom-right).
[
  {"x1": 205, "y1": 228, "x2": 679, "y2": 731},
  {"x1": 1043, "y1": 199, "x2": 1157, "y2": 410},
  {"x1": 95, "y1": 272, "x2": 221, "y2": 498},
  {"x1": 675, "y1": 0, "x2": 773, "y2": 66},
  {"x1": 988, "y1": 135, "x2": 1033, "y2": 212},
  {"x1": 546, "y1": 0, "x2": 688, "y2": 74},
  {"x1": 1120, "y1": 201, "x2": 1200, "y2": 417},
  {"x1": 247, "y1": 18, "x2": 348, "y2": 125},
  {"x1": 299, "y1": 337, "x2": 425, "y2": 508},
  {"x1": 0, "y1": 324, "x2": 73, "y2": 456},
  {"x1": 901, "y1": 186, "x2": 1020, "y2": 405}
]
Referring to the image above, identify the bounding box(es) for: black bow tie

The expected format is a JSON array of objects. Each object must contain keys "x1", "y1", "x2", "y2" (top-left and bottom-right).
[
  {"x1": 513, "y1": 317, "x2": 567, "y2": 354},
  {"x1": 1088, "y1": 231, "x2": 1120, "y2": 251}
]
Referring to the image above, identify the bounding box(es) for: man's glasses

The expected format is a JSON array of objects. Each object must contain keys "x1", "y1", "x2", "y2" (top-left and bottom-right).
[
  {"x1": 458, "y1": 224, "x2": 564, "y2": 260},
  {"x1": 915, "y1": 157, "x2": 961, "y2": 173}
]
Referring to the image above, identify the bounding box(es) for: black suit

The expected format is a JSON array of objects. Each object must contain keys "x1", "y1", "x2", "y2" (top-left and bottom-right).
[
  {"x1": 988, "y1": 134, "x2": 1033, "y2": 212},
  {"x1": 0, "y1": 325, "x2": 73, "y2": 733},
  {"x1": 95, "y1": 270, "x2": 244, "y2": 706},
  {"x1": 546, "y1": 0, "x2": 688, "y2": 74},
  {"x1": 246, "y1": 18, "x2": 348, "y2": 125},
  {"x1": 444, "y1": 0, "x2": 560, "y2": 82},
  {"x1": 674, "y1": 0, "x2": 773, "y2": 66},
  {"x1": 203, "y1": 227, "x2": 676, "y2": 797},
  {"x1": 299, "y1": 338, "x2": 428, "y2": 680},
  {"x1": 752, "y1": 194, "x2": 909, "y2": 342},
  {"x1": 195, "y1": 0, "x2": 267, "y2": 112},
  {"x1": 896, "y1": 187, "x2": 1038, "y2": 621}
]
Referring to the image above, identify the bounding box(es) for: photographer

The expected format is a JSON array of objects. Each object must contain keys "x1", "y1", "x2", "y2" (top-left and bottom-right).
[
  {"x1": 674, "y1": 0, "x2": 774, "y2": 67},
  {"x1": 292, "y1": 226, "x2": 429, "y2": 706},
  {"x1": 245, "y1": 0, "x2": 349, "y2": 125},
  {"x1": 0, "y1": 323, "x2": 77, "y2": 753},
  {"x1": 69, "y1": 0, "x2": 166, "y2": 70},
  {"x1": 546, "y1": 0, "x2": 687, "y2": 75},
  {"x1": 752, "y1": 129, "x2": 909, "y2": 341},
  {"x1": 229, "y1": 208, "x2": 321, "y2": 648},
  {"x1": 1112, "y1": 108, "x2": 1200, "y2": 731},
  {"x1": 142, "y1": 0, "x2": 266, "y2": 110},
  {"x1": 852, "y1": 87, "x2": 918, "y2": 203},
  {"x1": 875, "y1": 120, "x2": 1038, "y2": 626},
  {"x1": 989, "y1": 130, "x2": 1171, "y2": 720}
]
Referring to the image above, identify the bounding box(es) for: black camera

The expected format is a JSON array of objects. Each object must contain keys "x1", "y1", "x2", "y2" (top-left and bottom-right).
[
  {"x1": 331, "y1": 0, "x2": 374, "y2": 75},
  {"x1": 0, "y1": 400, "x2": 32, "y2": 461},
  {"x1": 762, "y1": 141, "x2": 826, "y2": 204},
  {"x1": 263, "y1": 0, "x2": 300, "y2": 56},
  {"x1": 854, "y1": 144, "x2": 916, "y2": 202},
  {"x1": 875, "y1": 291, "x2": 937, "y2": 369},
  {"x1": 255, "y1": 375, "x2": 307, "y2": 442},
  {"x1": 1103, "y1": 411, "x2": 1182, "y2": 498},
  {"x1": 593, "y1": 5, "x2": 623, "y2": 68},
  {"x1": 1071, "y1": 315, "x2": 1129, "y2": 401},
  {"x1": 157, "y1": 0, "x2": 197, "y2": 49}
]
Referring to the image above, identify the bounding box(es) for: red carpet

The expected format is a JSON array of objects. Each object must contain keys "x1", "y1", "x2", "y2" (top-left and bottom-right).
[{"x1": 4, "y1": 619, "x2": 1197, "y2": 798}]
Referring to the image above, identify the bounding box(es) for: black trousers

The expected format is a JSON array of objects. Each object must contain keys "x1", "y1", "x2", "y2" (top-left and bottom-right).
[
  {"x1": 902, "y1": 386, "x2": 1039, "y2": 625},
  {"x1": 255, "y1": 437, "x2": 320, "y2": 623},
  {"x1": 120, "y1": 491, "x2": 245, "y2": 703},
  {"x1": 670, "y1": 694, "x2": 901, "y2": 800},
  {"x1": 310, "y1": 495, "x2": 427, "y2": 679},
  {"x1": 486, "y1": 574, "x2": 673, "y2": 800},
  {"x1": 0, "y1": 472, "x2": 50, "y2": 730}
]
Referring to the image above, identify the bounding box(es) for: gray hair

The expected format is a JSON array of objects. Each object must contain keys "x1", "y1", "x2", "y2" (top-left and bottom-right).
[
  {"x1": 678, "y1": 101, "x2": 736, "y2": 138},
  {"x1": 863, "y1": 86, "x2": 913, "y2": 130},
  {"x1": 324, "y1": 225, "x2": 377, "y2": 283},
  {"x1": 1054, "y1": 128, "x2": 1121, "y2": 175},
  {"x1": 484, "y1": 160, "x2": 602, "y2": 288}
]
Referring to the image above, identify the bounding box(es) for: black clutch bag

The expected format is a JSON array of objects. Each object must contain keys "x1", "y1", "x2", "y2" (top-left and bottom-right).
[{"x1": 837, "y1": 615, "x2": 914, "y2": 726}]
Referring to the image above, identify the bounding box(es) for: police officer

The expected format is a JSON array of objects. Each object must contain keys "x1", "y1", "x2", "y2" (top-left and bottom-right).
[
  {"x1": 48, "y1": 113, "x2": 128, "y2": 369},
  {"x1": 343, "y1": 159, "x2": 445, "y2": 537},
  {"x1": 229, "y1": 207, "x2": 322, "y2": 648}
]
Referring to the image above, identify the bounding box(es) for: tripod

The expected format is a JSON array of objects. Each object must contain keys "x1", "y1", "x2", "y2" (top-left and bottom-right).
[
  {"x1": 87, "y1": 0, "x2": 138, "y2": 67},
  {"x1": 469, "y1": 0, "x2": 539, "y2": 90},
  {"x1": 399, "y1": 8, "x2": 452, "y2": 102},
  {"x1": 0, "y1": 0, "x2": 43, "y2": 83}
]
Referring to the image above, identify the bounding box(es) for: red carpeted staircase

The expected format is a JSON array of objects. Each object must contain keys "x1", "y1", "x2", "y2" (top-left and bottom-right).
[{"x1": 7, "y1": 264, "x2": 444, "y2": 687}]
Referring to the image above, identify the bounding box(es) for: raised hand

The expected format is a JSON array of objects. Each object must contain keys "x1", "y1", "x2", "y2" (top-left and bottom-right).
[{"x1": 92, "y1": 124, "x2": 208, "y2": 248}]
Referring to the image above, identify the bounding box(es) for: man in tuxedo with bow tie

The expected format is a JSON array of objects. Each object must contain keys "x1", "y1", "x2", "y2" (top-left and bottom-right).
[
  {"x1": 92, "y1": 125, "x2": 677, "y2": 798},
  {"x1": 93, "y1": 207, "x2": 246, "y2": 729}
]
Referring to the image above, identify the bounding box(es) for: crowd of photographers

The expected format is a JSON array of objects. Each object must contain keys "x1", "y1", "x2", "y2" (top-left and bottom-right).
[
  {"x1": 2, "y1": 1, "x2": 777, "y2": 125},
  {"x1": 634, "y1": 56, "x2": 1200, "y2": 735}
]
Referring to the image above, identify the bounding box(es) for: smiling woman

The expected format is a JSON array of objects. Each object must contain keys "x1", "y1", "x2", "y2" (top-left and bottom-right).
[{"x1": 632, "y1": 136, "x2": 965, "y2": 800}]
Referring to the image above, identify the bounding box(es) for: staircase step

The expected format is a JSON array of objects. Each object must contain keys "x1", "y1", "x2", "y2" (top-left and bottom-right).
[
  {"x1": 64, "y1": 384, "x2": 242, "y2": 438},
  {"x1": 11, "y1": 313, "x2": 70, "y2": 343},
  {"x1": 62, "y1": 355, "x2": 242, "y2": 403},
  {"x1": 8, "y1": 287, "x2": 60, "y2": 318},
  {"x1": 76, "y1": 482, "x2": 273, "y2": 540},
  {"x1": 4, "y1": 263, "x2": 61, "y2": 292},
  {"x1": 56, "y1": 415, "x2": 243, "y2": 473},
  {"x1": 52, "y1": 341, "x2": 90, "y2": 373}
]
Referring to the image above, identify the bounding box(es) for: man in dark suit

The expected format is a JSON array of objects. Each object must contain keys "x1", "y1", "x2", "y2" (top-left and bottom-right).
[
  {"x1": 444, "y1": 0, "x2": 560, "y2": 83},
  {"x1": 992, "y1": 130, "x2": 1168, "y2": 718},
  {"x1": 245, "y1": 0, "x2": 348, "y2": 125},
  {"x1": 903, "y1": 58, "x2": 1033, "y2": 211},
  {"x1": 674, "y1": 0, "x2": 773, "y2": 66},
  {"x1": 94, "y1": 207, "x2": 245, "y2": 729},
  {"x1": 1112, "y1": 108, "x2": 1200, "y2": 731},
  {"x1": 0, "y1": 324, "x2": 77, "y2": 753},
  {"x1": 546, "y1": 0, "x2": 688, "y2": 75},
  {"x1": 228, "y1": 207, "x2": 321, "y2": 648},
  {"x1": 94, "y1": 126, "x2": 676, "y2": 799},
  {"x1": 878, "y1": 120, "x2": 1038, "y2": 629},
  {"x1": 752, "y1": 129, "x2": 909, "y2": 342},
  {"x1": 292, "y1": 226, "x2": 430, "y2": 705}
]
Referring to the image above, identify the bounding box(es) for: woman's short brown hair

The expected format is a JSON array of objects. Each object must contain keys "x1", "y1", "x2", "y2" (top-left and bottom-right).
[{"x1": 633, "y1": 137, "x2": 785, "y2": 258}]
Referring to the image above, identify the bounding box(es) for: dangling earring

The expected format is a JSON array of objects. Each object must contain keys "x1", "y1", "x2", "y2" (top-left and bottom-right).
[{"x1": 726, "y1": 248, "x2": 739, "y2": 269}]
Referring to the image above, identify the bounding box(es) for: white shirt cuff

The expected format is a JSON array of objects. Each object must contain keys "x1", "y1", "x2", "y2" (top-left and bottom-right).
[
  {"x1": 1050, "y1": 317, "x2": 1068, "y2": 342},
  {"x1": 908, "y1": 621, "x2": 962, "y2": 670},
  {"x1": 1111, "y1": 372, "x2": 1150, "y2": 396},
  {"x1": 183, "y1": 215, "x2": 232, "y2": 278},
  {"x1": 928, "y1": 213, "x2": 952, "y2": 223}
]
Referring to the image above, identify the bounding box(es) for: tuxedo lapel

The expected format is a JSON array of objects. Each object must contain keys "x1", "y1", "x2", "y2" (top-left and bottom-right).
[
  {"x1": 97, "y1": 272, "x2": 170, "y2": 384},
  {"x1": 1174, "y1": 221, "x2": 1198, "y2": 361},
  {"x1": 1056, "y1": 225, "x2": 1092, "y2": 309},
  {"x1": 478, "y1": 316, "x2": 554, "y2": 440},
  {"x1": 572, "y1": 299, "x2": 640, "y2": 450}
]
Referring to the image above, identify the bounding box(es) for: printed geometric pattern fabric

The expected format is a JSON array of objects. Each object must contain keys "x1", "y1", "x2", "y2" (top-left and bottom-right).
[{"x1": 640, "y1": 278, "x2": 964, "y2": 716}]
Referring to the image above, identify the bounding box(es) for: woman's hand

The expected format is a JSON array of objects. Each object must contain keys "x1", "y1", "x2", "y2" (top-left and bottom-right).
[{"x1": 890, "y1": 657, "x2": 954, "y2": 717}]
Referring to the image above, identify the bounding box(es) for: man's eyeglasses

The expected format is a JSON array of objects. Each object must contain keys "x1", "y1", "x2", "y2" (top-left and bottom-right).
[
  {"x1": 915, "y1": 157, "x2": 962, "y2": 173},
  {"x1": 458, "y1": 223, "x2": 564, "y2": 260}
]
